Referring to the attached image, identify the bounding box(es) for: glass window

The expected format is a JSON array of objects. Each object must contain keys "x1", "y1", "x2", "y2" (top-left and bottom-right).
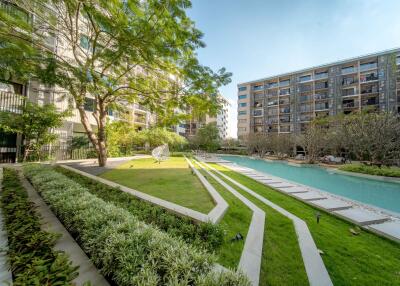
[
  {"x1": 266, "y1": 82, "x2": 278, "y2": 88},
  {"x1": 279, "y1": 88, "x2": 290, "y2": 95},
  {"x1": 314, "y1": 71, "x2": 328, "y2": 80},
  {"x1": 239, "y1": 102, "x2": 247, "y2": 107},
  {"x1": 279, "y1": 79, "x2": 290, "y2": 86},
  {"x1": 341, "y1": 66, "x2": 357, "y2": 74},
  {"x1": 238, "y1": 94, "x2": 247, "y2": 99},
  {"x1": 238, "y1": 111, "x2": 247, "y2": 116},
  {"x1": 253, "y1": 109, "x2": 263, "y2": 116},
  {"x1": 360, "y1": 62, "x2": 377, "y2": 71},
  {"x1": 299, "y1": 75, "x2": 312, "y2": 82},
  {"x1": 238, "y1": 86, "x2": 247, "y2": 91},
  {"x1": 396, "y1": 55, "x2": 400, "y2": 65},
  {"x1": 253, "y1": 85, "x2": 263, "y2": 91}
]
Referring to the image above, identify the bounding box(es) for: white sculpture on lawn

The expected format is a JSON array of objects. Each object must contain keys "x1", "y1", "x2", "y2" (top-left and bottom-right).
[{"x1": 151, "y1": 144, "x2": 170, "y2": 163}]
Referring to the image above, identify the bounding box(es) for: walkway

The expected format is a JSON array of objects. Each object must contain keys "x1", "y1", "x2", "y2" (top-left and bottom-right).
[
  {"x1": 18, "y1": 168, "x2": 110, "y2": 286},
  {"x1": 0, "y1": 168, "x2": 13, "y2": 285},
  {"x1": 198, "y1": 160, "x2": 333, "y2": 286},
  {"x1": 193, "y1": 159, "x2": 265, "y2": 286}
]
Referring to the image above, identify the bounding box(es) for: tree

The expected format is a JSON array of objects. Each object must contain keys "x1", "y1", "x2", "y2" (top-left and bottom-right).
[
  {"x1": 0, "y1": 102, "x2": 69, "y2": 161},
  {"x1": 0, "y1": 0, "x2": 231, "y2": 166},
  {"x1": 245, "y1": 133, "x2": 269, "y2": 158},
  {"x1": 269, "y1": 134, "x2": 294, "y2": 159},
  {"x1": 296, "y1": 119, "x2": 329, "y2": 163},
  {"x1": 192, "y1": 122, "x2": 220, "y2": 152}
]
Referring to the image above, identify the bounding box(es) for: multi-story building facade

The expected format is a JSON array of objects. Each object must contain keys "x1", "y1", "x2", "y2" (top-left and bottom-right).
[
  {"x1": 185, "y1": 95, "x2": 229, "y2": 140},
  {"x1": 237, "y1": 48, "x2": 400, "y2": 139}
]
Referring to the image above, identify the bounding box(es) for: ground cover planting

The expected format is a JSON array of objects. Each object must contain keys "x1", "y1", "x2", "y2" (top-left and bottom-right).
[
  {"x1": 339, "y1": 163, "x2": 400, "y2": 178},
  {"x1": 23, "y1": 164, "x2": 250, "y2": 286},
  {"x1": 1, "y1": 168, "x2": 78, "y2": 285}
]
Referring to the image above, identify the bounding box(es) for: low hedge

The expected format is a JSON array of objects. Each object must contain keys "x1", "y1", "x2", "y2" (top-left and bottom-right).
[
  {"x1": 23, "y1": 164, "x2": 249, "y2": 286},
  {"x1": 55, "y1": 166, "x2": 223, "y2": 252},
  {"x1": 339, "y1": 163, "x2": 400, "y2": 178},
  {"x1": 0, "y1": 168, "x2": 78, "y2": 285}
]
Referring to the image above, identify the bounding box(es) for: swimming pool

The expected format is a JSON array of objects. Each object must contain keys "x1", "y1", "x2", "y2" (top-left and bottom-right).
[{"x1": 219, "y1": 155, "x2": 400, "y2": 215}]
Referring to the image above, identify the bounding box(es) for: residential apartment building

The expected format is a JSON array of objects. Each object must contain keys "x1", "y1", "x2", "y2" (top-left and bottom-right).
[
  {"x1": 0, "y1": 1, "x2": 155, "y2": 162},
  {"x1": 237, "y1": 48, "x2": 400, "y2": 139},
  {"x1": 185, "y1": 95, "x2": 229, "y2": 140}
]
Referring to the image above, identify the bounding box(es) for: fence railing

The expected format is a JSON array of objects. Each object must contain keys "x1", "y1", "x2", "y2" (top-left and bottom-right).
[{"x1": 0, "y1": 91, "x2": 25, "y2": 113}]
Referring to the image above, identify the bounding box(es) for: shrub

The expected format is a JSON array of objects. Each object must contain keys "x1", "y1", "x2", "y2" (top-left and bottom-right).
[
  {"x1": 339, "y1": 164, "x2": 400, "y2": 178},
  {"x1": 0, "y1": 168, "x2": 78, "y2": 285},
  {"x1": 54, "y1": 165, "x2": 223, "y2": 251},
  {"x1": 23, "y1": 164, "x2": 249, "y2": 286}
]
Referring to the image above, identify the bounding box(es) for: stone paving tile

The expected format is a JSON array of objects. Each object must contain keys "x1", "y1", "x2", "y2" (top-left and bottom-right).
[
  {"x1": 369, "y1": 221, "x2": 400, "y2": 242},
  {"x1": 291, "y1": 191, "x2": 327, "y2": 201},
  {"x1": 310, "y1": 198, "x2": 352, "y2": 211},
  {"x1": 334, "y1": 208, "x2": 389, "y2": 226},
  {"x1": 276, "y1": 186, "x2": 309, "y2": 193}
]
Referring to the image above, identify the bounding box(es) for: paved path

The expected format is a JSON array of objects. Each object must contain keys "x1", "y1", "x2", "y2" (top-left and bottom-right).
[
  {"x1": 18, "y1": 169, "x2": 110, "y2": 286},
  {"x1": 201, "y1": 161, "x2": 333, "y2": 286},
  {"x1": 64, "y1": 155, "x2": 151, "y2": 176},
  {"x1": 193, "y1": 160, "x2": 265, "y2": 286},
  {"x1": 0, "y1": 168, "x2": 13, "y2": 285},
  {"x1": 202, "y1": 155, "x2": 400, "y2": 243}
]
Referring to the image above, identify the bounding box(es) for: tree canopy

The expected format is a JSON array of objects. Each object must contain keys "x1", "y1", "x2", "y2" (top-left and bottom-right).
[{"x1": 0, "y1": 0, "x2": 231, "y2": 166}]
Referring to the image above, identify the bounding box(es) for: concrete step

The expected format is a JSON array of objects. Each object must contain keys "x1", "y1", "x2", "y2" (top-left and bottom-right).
[
  {"x1": 310, "y1": 198, "x2": 352, "y2": 211},
  {"x1": 334, "y1": 208, "x2": 389, "y2": 226},
  {"x1": 277, "y1": 186, "x2": 309, "y2": 194},
  {"x1": 368, "y1": 221, "x2": 400, "y2": 242},
  {"x1": 292, "y1": 191, "x2": 327, "y2": 201}
]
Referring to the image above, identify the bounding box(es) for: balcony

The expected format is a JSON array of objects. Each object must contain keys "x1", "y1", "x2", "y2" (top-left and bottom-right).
[
  {"x1": 314, "y1": 72, "x2": 328, "y2": 80},
  {"x1": 280, "y1": 116, "x2": 290, "y2": 123},
  {"x1": 360, "y1": 73, "x2": 378, "y2": 83},
  {"x1": 362, "y1": 98, "x2": 379, "y2": 106},
  {"x1": 341, "y1": 66, "x2": 358, "y2": 75},
  {"x1": 280, "y1": 125, "x2": 291, "y2": 133},
  {"x1": 342, "y1": 77, "x2": 357, "y2": 86},
  {"x1": 361, "y1": 86, "x2": 378, "y2": 95},
  {"x1": 343, "y1": 101, "x2": 359, "y2": 109},
  {"x1": 280, "y1": 107, "x2": 290, "y2": 114},
  {"x1": 299, "y1": 75, "x2": 312, "y2": 83},
  {"x1": 266, "y1": 82, "x2": 279, "y2": 89},
  {"x1": 360, "y1": 62, "x2": 378, "y2": 72},
  {"x1": 315, "y1": 103, "x2": 329, "y2": 111},
  {"x1": 397, "y1": 56, "x2": 400, "y2": 65},
  {"x1": 267, "y1": 117, "x2": 279, "y2": 124},
  {"x1": 299, "y1": 95, "x2": 313, "y2": 102},
  {"x1": 253, "y1": 85, "x2": 264, "y2": 91},
  {"x1": 279, "y1": 99, "x2": 290, "y2": 105},
  {"x1": 267, "y1": 90, "x2": 278, "y2": 97},
  {"x1": 299, "y1": 84, "x2": 312, "y2": 93},
  {"x1": 315, "y1": 93, "x2": 329, "y2": 100},
  {"x1": 315, "y1": 81, "x2": 328, "y2": 90},
  {"x1": 253, "y1": 109, "x2": 263, "y2": 117},
  {"x1": 342, "y1": 88, "x2": 357, "y2": 97},
  {"x1": 267, "y1": 100, "x2": 278, "y2": 106},
  {"x1": 0, "y1": 91, "x2": 25, "y2": 114},
  {"x1": 254, "y1": 101, "x2": 263, "y2": 108},
  {"x1": 279, "y1": 88, "x2": 290, "y2": 96},
  {"x1": 279, "y1": 80, "x2": 290, "y2": 87}
]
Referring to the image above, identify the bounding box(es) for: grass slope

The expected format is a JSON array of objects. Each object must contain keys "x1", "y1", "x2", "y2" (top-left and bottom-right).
[
  {"x1": 100, "y1": 157, "x2": 215, "y2": 213},
  {"x1": 199, "y1": 163, "x2": 309, "y2": 286},
  {"x1": 339, "y1": 164, "x2": 400, "y2": 178},
  {"x1": 211, "y1": 163, "x2": 400, "y2": 286}
]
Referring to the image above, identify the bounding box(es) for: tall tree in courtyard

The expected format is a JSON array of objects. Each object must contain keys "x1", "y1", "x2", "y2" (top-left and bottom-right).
[{"x1": 0, "y1": 0, "x2": 231, "y2": 166}]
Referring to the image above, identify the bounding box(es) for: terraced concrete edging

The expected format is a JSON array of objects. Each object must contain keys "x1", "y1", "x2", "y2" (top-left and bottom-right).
[
  {"x1": 193, "y1": 160, "x2": 265, "y2": 286},
  {"x1": 0, "y1": 168, "x2": 13, "y2": 286},
  {"x1": 60, "y1": 164, "x2": 227, "y2": 224},
  {"x1": 201, "y1": 162, "x2": 333, "y2": 286},
  {"x1": 17, "y1": 169, "x2": 110, "y2": 286}
]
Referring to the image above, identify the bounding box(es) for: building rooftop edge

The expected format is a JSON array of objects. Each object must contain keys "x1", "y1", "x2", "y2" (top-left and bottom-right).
[{"x1": 237, "y1": 47, "x2": 400, "y2": 86}]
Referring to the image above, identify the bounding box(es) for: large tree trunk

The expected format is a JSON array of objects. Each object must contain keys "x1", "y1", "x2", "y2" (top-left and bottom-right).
[{"x1": 77, "y1": 103, "x2": 108, "y2": 167}]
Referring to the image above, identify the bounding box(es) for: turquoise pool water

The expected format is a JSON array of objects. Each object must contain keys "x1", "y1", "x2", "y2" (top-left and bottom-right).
[{"x1": 219, "y1": 155, "x2": 400, "y2": 215}]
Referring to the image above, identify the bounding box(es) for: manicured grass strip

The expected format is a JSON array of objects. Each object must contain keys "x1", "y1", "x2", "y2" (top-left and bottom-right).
[
  {"x1": 212, "y1": 163, "x2": 400, "y2": 286},
  {"x1": 100, "y1": 157, "x2": 215, "y2": 213},
  {"x1": 24, "y1": 164, "x2": 250, "y2": 286},
  {"x1": 192, "y1": 162, "x2": 252, "y2": 269},
  {"x1": 339, "y1": 164, "x2": 400, "y2": 178},
  {"x1": 202, "y1": 162, "x2": 309, "y2": 286},
  {"x1": 1, "y1": 168, "x2": 78, "y2": 285},
  {"x1": 55, "y1": 166, "x2": 224, "y2": 252}
]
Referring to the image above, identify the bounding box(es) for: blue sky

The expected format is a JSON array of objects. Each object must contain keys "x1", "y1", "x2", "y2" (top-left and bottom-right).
[{"x1": 187, "y1": 0, "x2": 400, "y2": 138}]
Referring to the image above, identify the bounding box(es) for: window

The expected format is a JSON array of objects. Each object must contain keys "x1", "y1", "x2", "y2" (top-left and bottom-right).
[
  {"x1": 253, "y1": 85, "x2": 263, "y2": 91},
  {"x1": 279, "y1": 79, "x2": 290, "y2": 86},
  {"x1": 315, "y1": 102, "x2": 329, "y2": 110},
  {"x1": 314, "y1": 71, "x2": 328, "y2": 80},
  {"x1": 299, "y1": 84, "x2": 312, "y2": 93},
  {"x1": 266, "y1": 82, "x2": 278, "y2": 88},
  {"x1": 83, "y1": 97, "x2": 95, "y2": 112},
  {"x1": 80, "y1": 35, "x2": 90, "y2": 50},
  {"x1": 342, "y1": 88, "x2": 356, "y2": 97},
  {"x1": 341, "y1": 66, "x2": 357, "y2": 74},
  {"x1": 238, "y1": 111, "x2": 247, "y2": 116},
  {"x1": 280, "y1": 88, "x2": 290, "y2": 95},
  {"x1": 238, "y1": 119, "x2": 247, "y2": 124},
  {"x1": 299, "y1": 75, "x2": 312, "y2": 82},
  {"x1": 238, "y1": 94, "x2": 247, "y2": 99},
  {"x1": 360, "y1": 72, "x2": 378, "y2": 83},
  {"x1": 342, "y1": 76, "x2": 357, "y2": 86},
  {"x1": 253, "y1": 109, "x2": 263, "y2": 116},
  {"x1": 238, "y1": 127, "x2": 247, "y2": 132},
  {"x1": 315, "y1": 81, "x2": 328, "y2": 89},
  {"x1": 360, "y1": 62, "x2": 377, "y2": 72},
  {"x1": 238, "y1": 86, "x2": 247, "y2": 92},
  {"x1": 239, "y1": 102, "x2": 247, "y2": 107}
]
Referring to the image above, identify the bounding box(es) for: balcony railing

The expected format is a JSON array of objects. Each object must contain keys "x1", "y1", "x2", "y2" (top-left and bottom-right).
[
  {"x1": 315, "y1": 82, "x2": 328, "y2": 90},
  {"x1": 266, "y1": 82, "x2": 279, "y2": 89},
  {"x1": 360, "y1": 74, "x2": 378, "y2": 83},
  {"x1": 341, "y1": 66, "x2": 357, "y2": 75},
  {"x1": 253, "y1": 85, "x2": 264, "y2": 91},
  {"x1": 299, "y1": 95, "x2": 313, "y2": 102},
  {"x1": 315, "y1": 93, "x2": 329, "y2": 100},
  {"x1": 314, "y1": 72, "x2": 328, "y2": 80},
  {"x1": 360, "y1": 62, "x2": 377, "y2": 72},
  {"x1": 0, "y1": 91, "x2": 25, "y2": 114},
  {"x1": 343, "y1": 101, "x2": 359, "y2": 108},
  {"x1": 280, "y1": 108, "x2": 290, "y2": 114},
  {"x1": 361, "y1": 86, "x2": 378, "y2": 94},
  {"x1": 279, "y1": 99, "x2": 290, "y2": 105}
]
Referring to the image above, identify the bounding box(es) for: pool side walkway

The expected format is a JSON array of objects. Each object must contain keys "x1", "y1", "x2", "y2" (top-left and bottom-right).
[
  {"x1": 0, "y1": 168, "x2": 13, "y2": 286},
  {"x1": 202, "y1": 155, "x2": 400, "y2": 243},
  {"x1": 197, "y1": 159, "x2": 333, "y2": 286},
  {"x1": 193, "y1": 159, "x2": 265, "y2": 286}
]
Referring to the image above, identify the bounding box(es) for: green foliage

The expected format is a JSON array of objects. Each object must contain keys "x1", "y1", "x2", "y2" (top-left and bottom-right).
[
  {"x1": 0, "y1": 168, "x2": 78, "y2": 286},
  {"x1": 0, "y1": 0, "x2": 231, "y2": 166},
  {"x1": 55, "y1": 165, "x2": 223, "y2": 251},
  {"x1": 23, "y1": 164, "x2": 248, "y2": 285},
  {"x1": 106, "y1": 121, "x2": 188, "y2": 156},
  {"x1": 339, "y1": 164, "x2": 400, "y2": 178},
  {"x1": 71, "y1": 136, "x2": 90, "y2": 149},
  {"x1": 190, "y1": 122, "x2": 221, "y2": 152},
  {"x1": 0, "y1": 102, "x2": 69, "y2": 161}
]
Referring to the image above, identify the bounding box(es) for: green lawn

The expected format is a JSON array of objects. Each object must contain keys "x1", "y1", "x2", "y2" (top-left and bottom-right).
[
  {"x1": 211, "y1": 163, "x2": 400, "y2": 286},
  {"x1": 100, "y1": 157, "x2": 215, "y2": 213},
  {"x1": 197, "y1": 161, "x2": 309, "y2": 286},
  {"x1": 339, "y1": 163, "x2": 400, "y2": 178}
]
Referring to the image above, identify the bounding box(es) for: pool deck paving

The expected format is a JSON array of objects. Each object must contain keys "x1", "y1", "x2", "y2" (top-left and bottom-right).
[{"x1": 198, "y1": 154, "x2": 399, "y2": 244}]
